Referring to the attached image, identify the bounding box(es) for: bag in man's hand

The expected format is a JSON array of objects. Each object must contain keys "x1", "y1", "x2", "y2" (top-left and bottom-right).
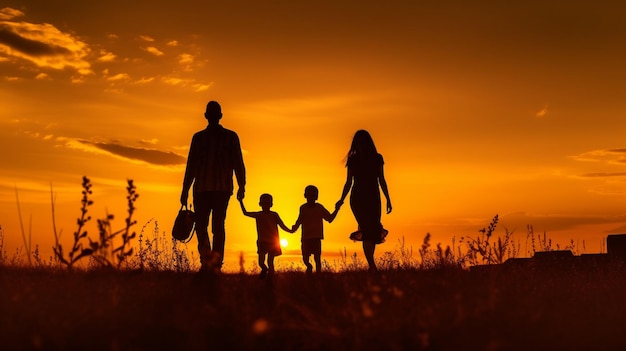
[{"x1": 172, "y1": 205, "x2": 195, "y2": 243}]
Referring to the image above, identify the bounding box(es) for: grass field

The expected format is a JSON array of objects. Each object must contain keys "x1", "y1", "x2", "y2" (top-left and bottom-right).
[
  {"x1": 2, "y1": 262, "x2": 625, "y2": 351},
  {"x1": 4, "y1": 180, "x2": 624, "y2": 350}
]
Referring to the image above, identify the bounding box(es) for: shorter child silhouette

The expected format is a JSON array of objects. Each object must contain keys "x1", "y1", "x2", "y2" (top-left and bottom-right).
[
  {"x1": 239, "y1": 194, "x2": 293, "y2": 278},
  {"x1": 292, "y1": 185, "x2": 340, "y2": 274}
]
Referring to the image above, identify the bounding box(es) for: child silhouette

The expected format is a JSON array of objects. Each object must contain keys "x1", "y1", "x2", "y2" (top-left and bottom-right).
[
  {"x1": 239, "y1": 194, "x2": 293, "y2": 278},
  {"x1": 292, "y1": 185, "x2": 340, "y2": 274}
]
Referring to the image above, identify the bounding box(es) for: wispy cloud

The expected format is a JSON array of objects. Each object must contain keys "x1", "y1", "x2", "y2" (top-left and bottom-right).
[
  {"x1": 536, "y1": 104, "x2": 548, "y2": 118},
  {"x1": 138, "y1": 35, "x2": 155, "y2": 42},
  {"x1": 578, "y1": 172, "x2": 626, "y2": 178},
  {"x1": 570, "y1": 149, "x2": 626, "y2": 164},
  {"x1": 96, "y1": 50, "x2": 116, "y2": 62},
  {"x1": 144, "y1": 46, "x2": 164, "y2": 56},
  {"x1": 133, "y1": 77, "x2": 155, "y2": 84},
  {"x1": 162, "y1": 77, "x2": 184, "y2": 86},
  {"x1": 0, "y1": 8, "x2": 211, "y2": 93},
  {"x1": 0, "y1": 8, "x2": 92, "y2": 75},
  {"x1": 106, "y1": 73, "x2": 131, "y2": 82},
  {"x1": 501, "y1": 212, "x2": 626, "y2": 233},
  {"x1": 59, "y1": 137, "x2": 185, "y2": 166},
  {"x1": 178, "y1": 53, "x2": 194, "y2": 65},
  {"x1": 0, "y1": 7, "x2": 23, "y2": 20}
]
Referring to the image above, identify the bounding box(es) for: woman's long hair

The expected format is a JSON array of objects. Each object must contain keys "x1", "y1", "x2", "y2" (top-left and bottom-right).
[{"x1": 345, "y1": 130, "x2": 378, "y2": 166}]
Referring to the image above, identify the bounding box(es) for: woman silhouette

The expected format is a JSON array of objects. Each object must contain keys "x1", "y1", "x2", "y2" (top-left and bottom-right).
[{"x1": 336, "y1": 130, "x2": 392, "y2": 271}]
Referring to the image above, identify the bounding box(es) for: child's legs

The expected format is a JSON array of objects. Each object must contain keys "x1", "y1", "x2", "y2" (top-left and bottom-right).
[
  {"x1": 301, "y1": 241, "x2": 313, "y2": 270},
  {"x1": 312, "y1": 239, "x2": 322, "y2": 272},
  {"x1": 267, "y1": 254, "x2": 276, "y2": 272},
  {"x1": 258, "y1": 252, "x2": 268, "y2": 271},
  {"x1": 302, "y1": 253, "x2": 312, "y2": 269},
  {"x1": 314, "y1": 253, "x2": 322, "y2": 272}
]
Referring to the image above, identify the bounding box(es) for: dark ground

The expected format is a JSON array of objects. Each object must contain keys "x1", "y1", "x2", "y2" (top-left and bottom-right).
[{"x1": 1, "y1": 263, "x2": 625, "y2": 351}]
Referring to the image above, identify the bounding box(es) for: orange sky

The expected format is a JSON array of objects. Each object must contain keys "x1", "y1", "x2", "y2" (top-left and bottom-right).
[{"x1": 2, "y1": 1, "x2": 626, "y2": 270}]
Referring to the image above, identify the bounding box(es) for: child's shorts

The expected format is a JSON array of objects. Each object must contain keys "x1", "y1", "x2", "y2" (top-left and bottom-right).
[
  {"x1": 257, "y1": 240, "x2": 282, "y2": 256},
  {"x1": 301, "y1": 238, "x2": 322, "y2": 257}
]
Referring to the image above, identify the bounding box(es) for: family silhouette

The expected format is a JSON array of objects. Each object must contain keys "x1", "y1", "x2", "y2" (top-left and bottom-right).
[{"x1": 180, "y1": 101, "x2": 392, "y2": 275}]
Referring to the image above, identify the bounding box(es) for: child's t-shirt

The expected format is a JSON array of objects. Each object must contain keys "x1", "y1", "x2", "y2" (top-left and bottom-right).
[
  {"x1": 296, "y1": 203, "x2": 333, "y2": 240},
  {"x1": 248, "y1": 211, "x2": 282, "y2": 243}
]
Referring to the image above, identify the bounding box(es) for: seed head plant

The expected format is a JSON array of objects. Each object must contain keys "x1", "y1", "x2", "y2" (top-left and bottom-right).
[{"x1": 51, "y1": 176, "x2": 139, "y2": 269}]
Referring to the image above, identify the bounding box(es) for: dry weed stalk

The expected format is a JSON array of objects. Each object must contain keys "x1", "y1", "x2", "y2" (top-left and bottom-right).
[{"x1": 51, "y1": 176, "x2": 139, "y2": 269}]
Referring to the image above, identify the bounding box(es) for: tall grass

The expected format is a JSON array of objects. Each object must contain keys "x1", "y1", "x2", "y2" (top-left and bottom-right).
[
  {"x1": 5, "y1": 177, "x2": 587, "y2": 272},
  {"x1": 51, "y1": 176, "x2": 141, "y2": 270}
]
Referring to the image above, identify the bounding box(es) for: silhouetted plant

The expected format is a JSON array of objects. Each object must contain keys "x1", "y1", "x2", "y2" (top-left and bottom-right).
[
  {"x1": 338, "y1": 247, "x2": 366, "y2": 271},
  {"x1": 132, "y1": 220, "x2": 193, "y2": 272},
  {"x1": 461, "y1": 215, "x2": 516, "y2": 265},
  {"x1": 0, "y1": 225, "x2": 5, "y2": 265},
  {"x1": 14, "y1": 186, "x2": 32, "y2": 266},
  {"x1": 419, "y1": 232, "x2": 432, "y2": 268},
  {"x1": 396, "y1": 236, "x2": 416, "y2": 268},
  {"x1": 51, "y1": 176, "x2": 140, "y2": 269},
  {"x1": 52, "y1": 176, "x2": 94, "y2": 269},
  {"x1": 88, "y1": 179, "x2": 139, "y2": 268}
]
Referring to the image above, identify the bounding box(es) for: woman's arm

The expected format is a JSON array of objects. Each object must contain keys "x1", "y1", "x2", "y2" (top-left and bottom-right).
[
  {"x1": 336, "y1": 166, "x2": 353, "y2": 208},
  {"x1": 378, "y1": 162, "x2": 392, "y2": 214}
]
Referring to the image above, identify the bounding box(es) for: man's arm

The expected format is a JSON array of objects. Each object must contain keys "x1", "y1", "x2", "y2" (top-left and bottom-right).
[
  {"x1": 233, "y1": 133, "x2": 246, "y2": 200},
  {"x1": 238, "y1": 198, "x2": 253, "y2": 217},
  {"x1": 180, "y1": 135, "x2": 196, "y2": 206}
]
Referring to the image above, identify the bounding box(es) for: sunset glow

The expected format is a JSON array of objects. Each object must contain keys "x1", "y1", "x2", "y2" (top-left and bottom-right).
[{"x1": 3, "y1": 2, "x2": 626, "y2": 271}]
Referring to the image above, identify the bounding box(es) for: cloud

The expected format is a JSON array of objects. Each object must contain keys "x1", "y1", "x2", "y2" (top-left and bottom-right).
[
  {"x1": 0, "y1": 10, "x2": 92, "y2": 75},
  {"x1": 60, "y1": 137, "x2": 185, "y2": 166},
  {"x1": 139, "y1": 138, "x2": 159, "y2": 145},
  {"x1": 579, "y1": 172, "x2": 626, "y2": 178},
  {"x1": 535, "y1": 104, "x2": 548, "y2": 118},
  {"x1": 178, "y1": 53, "x2": 194, "y2": 65},
  {"x1": 167, "y1": 40, "x2": 178, "y2": 46},
  {"x1": 570, "y1": 149, "x2": 626, "y2": 164},
  {"x1": 193, "y1": 83, "x2": 212, "y2": 92},
  {"x1": 0, "y1": 7, "x2": 24, "y2": 20},
  {"x1": 133, "y1": 77, "x2": 155, "y2": 84},
  {"x1": 139, "y1": 35, "x2": 155, "y2": 42},
  {"x1": 97, "y1": 51, "x2": 116, "y2": 62},
  {"x1": 144, "y1": 46, "x2": 164, "y2": 56},
  {"x1": 500, "y1": 212, "x2": 626, "y2": 233},
  {"x1": 106, "y1": 73, "x2": 131, "y2": 81},
  {"x1": 162, "y1": 77, "x2": 184, "y2": 85}
]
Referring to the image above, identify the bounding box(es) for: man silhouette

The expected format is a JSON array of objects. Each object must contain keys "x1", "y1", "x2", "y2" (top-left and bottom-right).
[{"x1": 181, "y1": 101, "x2": 246, "y2": 272}]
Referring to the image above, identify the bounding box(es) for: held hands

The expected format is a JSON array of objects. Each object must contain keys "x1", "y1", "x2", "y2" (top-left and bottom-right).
[
  {"x1": 237, "y1": 187, "x2": 245, "y2": 201},
  {"x1": 335, "y1": 200, "x2": 344, "y2": 210}
]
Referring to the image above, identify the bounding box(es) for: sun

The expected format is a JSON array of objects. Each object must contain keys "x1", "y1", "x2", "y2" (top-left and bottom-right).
[{"x1": 280, "y1": 238, "x2": 288, "y2": 248}]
